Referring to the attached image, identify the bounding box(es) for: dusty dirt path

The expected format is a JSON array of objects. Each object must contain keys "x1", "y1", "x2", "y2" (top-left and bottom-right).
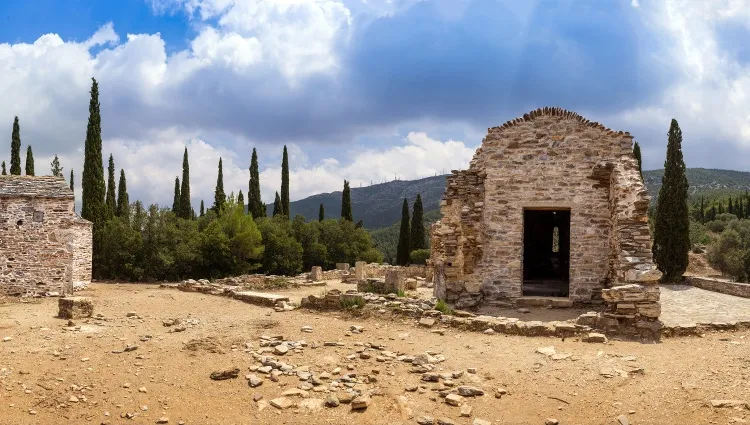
[{"x1": 1, "y1": 283, "x2": 749, "y2": 425}]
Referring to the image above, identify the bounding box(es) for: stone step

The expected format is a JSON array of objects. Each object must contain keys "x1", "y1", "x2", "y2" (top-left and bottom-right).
[
  {"x1": 232, "y1": 291, "x2": 289, "y2": 307},
  {"x1": 516, "y1": 297, "x2": 573, "y2": 308}
]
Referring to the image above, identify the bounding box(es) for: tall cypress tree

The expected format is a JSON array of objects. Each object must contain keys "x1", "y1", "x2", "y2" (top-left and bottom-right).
[
  {"x1": 116, "y1": 169, "x2": 129, "y2": 220},
  {"x1": 105, "y1": 154, "x2": 116, "y2": 219},
  {"x1": 179, "y1": 147, "x2": 191, "y2": 219},
  {"x1": 248, "y1": 148, "x2": 263, "y2": 218},
  {"x1": 172, "y1": 177, "x2": 181, "y2": 213},
  {"x1": 238, "y1": 190, "x2": 245, "y2": 210},
  {"x1": 633, "y1": 141, "x2": 643, "y2": 179},
  {"x1": 69, "y1": 169, "x2": 74, "y2": 191},
  {"x1": 281, "y1": 145, "x2": 290, "y2": 217},
  {"x1": 410, "y1": 194, "x2": 425, "y2": 250},
  {"x1": 653, "y1": 119, "x2": 690, "y2": 282},
  {"x1": 2, "y1": 161, "x2": 6, "y2": 175},
  {"x1": 319, "y1": 203, "x2": 325, "y2": 222},
  {"x1": 213, "y1": 158, "x2": 225, "y2": 213},
  {"x1": 24, "y1": 146, "x2": 34, "y2": 176},
  {"x1": 50, "y1": 154, "x2": 63, "y2": 177},
  {"x1": 10, "y1": 116, "x2": 21, "y2": 175},
  {"x1": 396, "y1": 198, "x2": 411, "y2": 266},
  {"x1": 81, "y1": 78, "x2": 106, "y2": 226},
  {"x1": 341, "y1": 180, "x2": 353, "y2": 221},
  {"x1": 199, "y1": 200, "x2": 205, "y2": 217},
  {"x1": 272, "y1": 192, "x2": 281, "y2": 217}
]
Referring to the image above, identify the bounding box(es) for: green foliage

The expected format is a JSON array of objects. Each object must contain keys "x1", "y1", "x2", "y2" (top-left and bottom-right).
[
  {"x1": 81, "y1": 78, "x2": 106, "y2": 227},
  {"x1": 1, "y1": 161, "x2": 6, "y2": 175},
  {"x1": 97, "y1": 216, "x2": 143, "y2": 280},
  {"x1": 340, "y1": 296, "x2": 365, "y2": 309},
  {"x1": 410, "y1": 194, "x2": 425, "y2": 250},
  {"x1": 179, "y1": 148, "x2": 191, "y2": 219},
  {"x1": 116, "y1": 169, "x2": 129, "y2": 221},
  {"x1": 409, "y1": 249, "x2": 430, "y2": 265},
  {"x1": 341, "y1": 180, "x2": 353, "y2": 221},
  {"x1": 281, "y1": 145, "x2": 290, "y2": 217},
  {"x1": 199, "y1": 200, "x2": 205, "y2": 217},
  {"x1": 689, "y1": 222, "x2": 710, "y2": 247},
  {"x1": 706, "y1": 220, "x2": 726, "y2": 233},
  {"x1": 172, "y1": 177, "x2": 180, "y2": 213},
  {"x1": 105, "y1": 154, "x2": 116, "y2": 219},
  {"x1": 237, "y1": 190, "x2": 244, "y2": 210},
  {"x1": 633, "y1": 141, "x2": 643, "y2": 179},
  {"x1": 256, "y1": 216, "x2": 303, "y2": 275},
  {"x1": 213, "y1": 158, "x2": 225, "y2": 214},
  {"x1": 69, "y1": 169, "x2": 73, "y2": 190},
  {"x1": 272, "y1": 192, "x2": 281, "y2": 217},
  {"x1": 248, "y1": 148, "x2": 264, "y2": 218},
  {"x1": 396, "y1": 198, "x2": 411, "y2": 266},
  {"x1": 10, "y1": 116, "x2": 21, "y2": 175},
  {"x1": 371, "y1": 209, "x2": 440, "y2": 264},
  {"x1": 24, "y1": 145, "x2": 34, "y2": 176},
  {"x1": 653, "y1": 119, "x2": 690, "y2": 282},
  {"x1": 435, "y1": 299, "x2": 453, "y2": 315},
  {"x1": 319, "y1": 203, "x2": 324, "y2": 222},
  {"x1": 50, "y1": 155, "x2": 63, "y2": 177},
  {"x1": 397, "y1": 289, "x2": 406, "y2": 297}
]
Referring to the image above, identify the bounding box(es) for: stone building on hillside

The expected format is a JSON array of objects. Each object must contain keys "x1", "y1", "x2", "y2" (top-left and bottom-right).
[
  {"x1": 0, "y1": 176, "x2": 92, "y2": 296},
  {"x1": 430, "y1": 107, "x2": 660, "y2": 310}
]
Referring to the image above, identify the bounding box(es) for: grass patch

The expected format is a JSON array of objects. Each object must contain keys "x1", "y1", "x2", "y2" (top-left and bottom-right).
[
  {"x1": 435, "y1": 299, "x2": 453, "y2": 315},
  {"x1": 340, "y1": 296, "x2": 366, "y2": 309},
  {"x1": 397, "y1": 289, "x2": 406, "y2": 298}
]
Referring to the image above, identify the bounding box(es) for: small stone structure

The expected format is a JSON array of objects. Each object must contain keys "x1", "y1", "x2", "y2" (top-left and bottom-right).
[
  {"x1": 0, "y1": 176, "x2": 92, "y2": 296},
  {"x1": 430, "y1": 107, "x2": 660, "y2": 317},
  {"x1": 58, "y1": 296, "x2": 94, "y2": 319}
]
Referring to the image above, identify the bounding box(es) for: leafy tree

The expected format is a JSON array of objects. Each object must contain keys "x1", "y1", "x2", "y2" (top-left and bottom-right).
[
  {"x1": 97, "y1": 217, "x2": 143, "y2": 280},
  {"x1": 24, "y1": 145, "x2": 34, "y2": 176},
  {"x1": 213, "y1": 158, "x2": 225, "y2": 214},
  {"x1": 81, "y1": 78, "x2": 106, "y2": 226},
  {"x1": 653, "y1": 119, "x2": 690, "y2": 282},
  {"x1": 633, "y1": 141, "x2": 643, "y2": 179},
  {"x1": 272, "y1": 192, "x2": 281, "y2": 216},
  {"x1": 396, "y1": 198, "x2": 411, "y2": 266},
  {"x1": 50, "y1": 154, "x2": 63, "y2": 177},
  {"x1": 116, "y1": 169, "x2": 129, "y2": 221},
  {"x1": 292, "y1": 215, "x2": 327, "y2": 270},
  {"x1": 179, "y1": 147, "x2": 191, "y2": 219},
  {"x1": 132, "y1": 201, "x2": 145, "y2": 232},
  {"x1": 199, "y1": 200, "x2": 205, "y2": 217},
  {"x1": 10, "y1": 116, "x2": 21, "y2": 175},
  {"x1": 248, "y1": 148, "x2": 263, "y2": 218},
  {"x1": 1, "y1": 161, "x2": 6, "y2": 175},
  {"x1": 281, "y1": 145, "x2": 290, "y2": 217},
  {"x1": 317, "y1": 219, "x2": 382, "y2": 268},
  {"x1": 341, "y1": 180, "x2": 353, "y2": 221},
  {"x1": 172, "y1": 177, "x2": 181, "y2": 213},
  {"x1": 319, "y1": 203, "x2": 324, "y2": 222},
  {"x1": 256, "y1": 216, "x2": 303, "y2": 275},
  {"x1": 105, "y1": 154, "x2": 116, "y2": 219},
  {"x1": 410, "y1": 194, "x2": 425, "y2": 250},
  {"x1": 409, "y1": 249, "x2": 430, "y2": 265}
]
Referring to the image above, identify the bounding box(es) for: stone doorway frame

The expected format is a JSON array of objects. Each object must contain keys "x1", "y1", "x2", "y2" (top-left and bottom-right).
[{"x1": 522, "y1": 207, "x2": 571, "y2": 298}]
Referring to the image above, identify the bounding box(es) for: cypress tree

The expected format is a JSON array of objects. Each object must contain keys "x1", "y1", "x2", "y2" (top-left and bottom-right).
[
  {"x1": 50, "y1": 154, "x2": 63, "y2": 177},
  {"x1": 172, "y1": 177, "x2": 181, "y2": 213},
  {"x1": 70, "y1": 169, "x2": 74, "y2": 191},
  {"x1": 24, "y1": 145, "x2": 34, "y2": 176},
  {"x1": 410, "y1": 194, "x2": 425, "y2": 250},
  {"x1": 10, "y1": 116, "x2": 21, "y2": 175},
  {"x1": 281, "y1": 145, "x2": 290, "y2": 217},
  {"x1": 2, "y1": 161, "x2": 6, "y2": 175},
  {"x1": 81, "y1": 78, "x2": 106, "y2": 226},
  {"x1": 341, "y1": 180, "x2": 353, "y2": 221},
  {"x1": 116, "y1": 169, "x2": 129, "y2": 220},
  {"x1": 199, "y1": 200, "x2": 205, "y2": 217},
  {"x1": 262, "y1": 203, "x2": 267, "y2": 217},
  {"x1": 105, "y1": 154, "x2": 116, "y2": 219},
  {"x1": 213, "y1": 158, "x2": 225, "y2": 213},
  {"x1": 396, "y1": 199, "x2": 411, "y2": 266},
  {"x1": 319, "y1": 203, "x2": 324, "y2": 222},
  {"x1": 179, "y1": 147, "x2": 191, "y2": 219},
  {"x1": 633, "y1": 141, "x2": 643, "y2": 179},
  {"x1": 652, "y1": 119, "x2": 690, "y2": 282},
  {"x1": 248, "y1": 148, "x2": 263, "y2": 218},
  {"x1": 272, "y1": 192, "x2": 281, "y2": 217},
  {"x1": 238, "y1": 190, "x2": 245, "y2": 210}
]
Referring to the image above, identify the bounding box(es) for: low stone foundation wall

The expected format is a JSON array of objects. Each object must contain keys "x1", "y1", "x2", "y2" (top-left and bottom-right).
[
  {"x1": 687, "y1": 276, "x2": 750, "y2": 298},
  {"x1": 599, "y1": 284, "x2": 662, "y2": 339},
  {"x1": 364, "y1": 264, "x2": 428, "y2": 279}
]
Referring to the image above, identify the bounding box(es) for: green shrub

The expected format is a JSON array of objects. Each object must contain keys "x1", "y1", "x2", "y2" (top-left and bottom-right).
[
  {"x1": 340, "y1": 296, "x2": 365, "y2": 309},
  {"x1": 434, "y1": 299, "x2": 453, "y2": 315},
  {"x1": 706, "y1": 220, "x2": 726, "y2": 233},
  {"x1": 689, "y1": 222, "x2": 711, "y2": 247},
  {"x1": 409, "y1": 249, "x2": 431, "y2": 265}
]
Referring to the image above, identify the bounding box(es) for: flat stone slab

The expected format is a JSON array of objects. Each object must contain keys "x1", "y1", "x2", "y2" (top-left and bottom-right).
[{"x1": 232, "y1": 291, "x2": 290, "y2": 307}]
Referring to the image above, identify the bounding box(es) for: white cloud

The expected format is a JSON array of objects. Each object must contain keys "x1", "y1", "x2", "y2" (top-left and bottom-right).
[{"x1": 631, "y1": 0, "x2": 640, "y2": 8}]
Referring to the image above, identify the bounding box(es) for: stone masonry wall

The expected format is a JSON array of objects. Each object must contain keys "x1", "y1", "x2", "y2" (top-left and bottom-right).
[
  {"x1": 0, "y1": 187, "x2": 92, "y2": 296},
  {"x1": 430, "y1": 107, "x2": 657, "y2": 308}
]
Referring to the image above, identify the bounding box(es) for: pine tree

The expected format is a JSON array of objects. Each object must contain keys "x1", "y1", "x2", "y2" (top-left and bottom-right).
[
  {"x1": 653, "y1": 119, "x2": 690, "y2": 282},
  {"x1": 105, "y1": 154, "x2": 116, "y2": 219},
  {"x1": 633, "y1": 141, "x2": 643, "y2": 179},
  {"x1": 172, "y1": 177, "x2": 181, "y2": 213},
  {"x1": 179, "y1": 147, "x2": 191, "y2": 219},
  {"x1": 199, "y1": 200, "x2": 205, "y2": 217},
  {"x1": 238, "y1": 190, "x2": 245, "y2": 210},
  {"x1": 50, "y1": 154, "x2": 63, "y2": 177},
  {"x1": 1, "y1": 161, "x2": 6, "y2": 175},
  {"x1": 24, "y1": 145, "x2": 34, "y2": 176},
  {"x1": 281, "y1": 145, "x2": 290, "y2": 217},
  {"x1": 396, "y1": 198, "x2": 411, "y2": 266},
  {"x1": 319, "y1": 203, "x2": 324, "y2": 222},
  {"x1": 81, "y1": 78, "x2": 106, "y2": 226},
  {"x1": 10, "y1": 116, "x2": 21, "y2": 175},
  {"x1": 213, "y1": 158, "x2": 225, "y2": 213},
  {"x1": 410, "y1": 194, "x2": 425, "y2": 250},
  {"x1": 116, "y1": 169, "x2": 129, "y2": 220},
  {"x1": 248, "y1": 148, "x2": 263, "y2": 218},
  {"x1": 341, "y1": 180, "x2": 353, "y2": 221},
  {"x1": 272, "y1": 192, "x2": 281, "y2": 217}
]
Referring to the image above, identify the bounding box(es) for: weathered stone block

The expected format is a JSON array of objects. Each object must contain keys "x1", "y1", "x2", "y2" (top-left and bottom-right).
[
  {"x1": 309, "y1": 266, "x2": 323, "y2": 282},
  {"x1": 385, "y1": 270, "x2": 405, "y2": 293},
  {"x1": 336, "y1": 263, "x2": 350, "y2": 272},
  {"x1": 58, "y1": 296, "x2": 93, "y2": 319},
  {"x1": 355, "y1": 261, "x2": 366, "y2": 281}
]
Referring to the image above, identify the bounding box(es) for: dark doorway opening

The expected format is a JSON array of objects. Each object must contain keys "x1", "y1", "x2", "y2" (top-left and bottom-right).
[{"x1": 523, "y1": 209, "x2": 570, "y2": 297}]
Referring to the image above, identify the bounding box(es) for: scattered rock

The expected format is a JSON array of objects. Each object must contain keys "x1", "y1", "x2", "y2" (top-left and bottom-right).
[
  {"x1": 138, "y1": 387, "x2": 147, "y2": 393},
  {"x1": 210, "y1": 368, "x2": 240, "y2": 380},
  {"x1": 270, "y1": 397, "x2": 293, "y2": 409},
  {"x1": 247, "y1": 374, "x2": 263, "y2": 388},
  {"x1": 445, "y1": 393, "x2": 463, "y2": 406},
  {"x1": 301, "y1": 326, "x2": 313, "y2": 333},
  {"x1": 616, "y1": 414, "x2": 630, "y2": 425},
  {"x1": 274, "y1": 344, "x2": 289, "y2": 355},
  {"x1": 483, "y1": 328, "x2": 495, "y2": 335},
  {"x1": 124, "y1": 345, "x2": 138, "y2": 352},
  {"x1": 517, "y1": 308, "x2": 530, "y2": 314},
  {"x1": 156, "y1": 417, "x2": 169, "y2": 424},
  {"x1": 351, "y1": 396, "x2": 370, "y2": 410},
  {"x1": 460, "y1": 404, "x2": 473, "y2": 416},
  {"x1": 437, "y1": 417, "x2": 456, "y2": 425},
  {"x1": 536, "y1": 346, "x2": 556, "y2": 356},
  {"x1": 68, "y1": 395, "x2": 79, "y2": 403},
  {"x1": 325, "y1": 394, "x2": 340, "y2": 407},
  {"x1": 583, "y1": 332, "x2": 608, "y2": 343},
  {"x1": 417, "y1": 416, "x2": 435, "y2": 425},
  {"x1": 473, "y1": 419, "x2": 492, "y2": 425},
  {"x1": 419, "y1": 318, "x2": 436, "y2": 327},
  {"x1": 710, "y1": 400, "x2": 748, "y2": 409},
  {"x1": 2, "y1": 336, "x2": 12, "y2": 342},
  {"x1": 126, "y1": 312, "x2": 138, "y2": 317},
  {"x1": 545, "y1": 418, "x2": 559, "y2": 425},
  {"x1": 457, "y1": 386, "x2": 484, "y2": 397},
  {"x1": 494, "y1": 388, "x2": 508, "y2": 398}
]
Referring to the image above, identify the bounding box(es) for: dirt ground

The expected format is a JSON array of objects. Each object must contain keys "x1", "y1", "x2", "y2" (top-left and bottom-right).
[{"x1": 1, "y1": 284, "x2": 749, "y2": 425}]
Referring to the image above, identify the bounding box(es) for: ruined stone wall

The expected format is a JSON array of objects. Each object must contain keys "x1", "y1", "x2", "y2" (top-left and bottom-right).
[
  {"x1": 0, "y1": 196, "x2": 91, "y2": 296},
  {"x1": 431, "y1": 107, "x2": 656, "y2": 307}
]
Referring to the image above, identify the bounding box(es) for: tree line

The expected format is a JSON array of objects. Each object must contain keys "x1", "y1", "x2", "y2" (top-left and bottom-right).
[{"x1": 2, "y1": 116, "x2": 67, "y2": 178}]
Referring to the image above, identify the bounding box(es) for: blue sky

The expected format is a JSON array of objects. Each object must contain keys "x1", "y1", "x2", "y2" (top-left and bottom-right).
[{"x1": 1, "y1": 0, "x2": 749, "y2": 209}]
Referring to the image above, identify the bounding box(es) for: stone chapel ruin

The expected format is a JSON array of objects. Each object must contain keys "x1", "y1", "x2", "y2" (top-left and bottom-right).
[
  {"x1": 430, "y1": 107, "x2": 660, "y2": 317},
  {"x1": 0, "y1": 176, "x2": 92, "y2": 296}
]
